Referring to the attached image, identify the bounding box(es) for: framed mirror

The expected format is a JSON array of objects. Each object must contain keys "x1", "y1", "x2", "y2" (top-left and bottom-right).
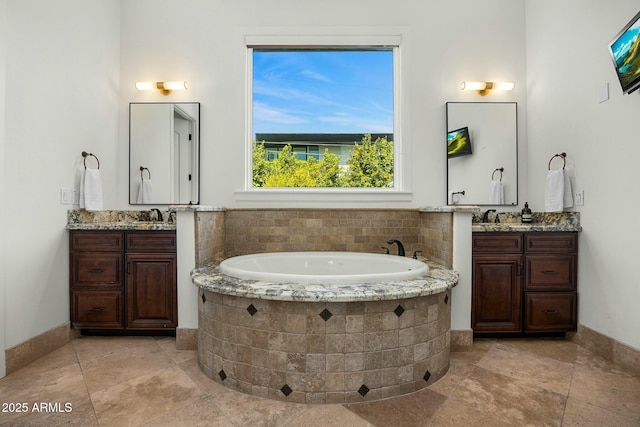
[
  {"x1": 446, "y1": 102, "x2": 517, "y2": 206},
  {"x1": 129, "y1": 102, "x2": 200, "y2": 205}
]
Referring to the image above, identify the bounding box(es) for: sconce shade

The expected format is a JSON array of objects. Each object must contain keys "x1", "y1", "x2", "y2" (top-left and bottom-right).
[
  {"x1": 461, "y1": 81, "x2": 514, "y2": 95},
  {"x1": 135, "y1": 81, "x2": 188, "y2": 95}
]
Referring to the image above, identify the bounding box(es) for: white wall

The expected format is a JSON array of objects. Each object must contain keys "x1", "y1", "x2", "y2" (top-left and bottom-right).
[
  {"x1": 0, "y1": 0, "x2": 7, "y2": 376},
  {"x1": 1, "y1": 0, "x2": 120, "y2": 373},
  {"x1": 526, "y1": 0, "x2": 640, "y2": 349},
  {"x1": 118, "y1": 0, "x2": 528, "y2": 208}
]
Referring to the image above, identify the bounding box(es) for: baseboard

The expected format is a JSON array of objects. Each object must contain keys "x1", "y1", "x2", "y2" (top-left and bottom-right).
[
  {"x1": 570, "y1": 324, "x2": 640, "y2": 377},
  {"x1": 5, "y1": 322, "x2": 77, "y2": 375},
  {"x1": 451, "y1": 329, "x2": 473, "y2": 352},
  {"x1": 176, "y1": 328, "x2": 198, "y2": 350}
]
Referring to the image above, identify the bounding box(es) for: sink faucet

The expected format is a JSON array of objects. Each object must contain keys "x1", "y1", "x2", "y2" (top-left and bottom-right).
[
  {"x1": 482, "y1": 209, "x2": 496, "y2": 223},
  {"x1": 386, "y1": 239, "x2": 405, "y2": 257},
  {"x1": 150, "y1": 208, "x2": 163, "y2": 222}
]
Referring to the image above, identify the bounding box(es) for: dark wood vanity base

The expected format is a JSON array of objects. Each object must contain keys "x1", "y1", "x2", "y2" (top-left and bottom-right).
[
  {"x1": 69, "y1": 230, "x2": 177, "y2": 333},
  {"x1": 472, "y1": 232, "x2": 577, "y2": 336}
]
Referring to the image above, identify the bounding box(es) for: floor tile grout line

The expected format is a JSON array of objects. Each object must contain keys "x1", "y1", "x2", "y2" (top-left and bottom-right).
[{"x1": 71, "y1": 339, "x2": 101, "y2": 426}]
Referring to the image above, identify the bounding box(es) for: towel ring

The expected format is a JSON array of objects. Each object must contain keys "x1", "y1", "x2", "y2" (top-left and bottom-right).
[
  {"x1": 82, "y1": 151, "x2": 100, "y2": 169},
  {"x1": 548, "y1": 152, "x2": 566, "y2": 170},
  {"x1": 492, "y1": 167, "x2": 504, "y2": 182},
  {"x1": 140, "y1": 166, "x2": 151, "y2": 180}
]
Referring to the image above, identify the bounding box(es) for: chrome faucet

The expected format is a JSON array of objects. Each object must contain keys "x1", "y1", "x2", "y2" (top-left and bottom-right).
[
  {"x1": 151, "y1": 208, "x2": 163, "y2": 222},
  {"x1": 386, "y1": 239, "x2": 405, "y2": 257},
  {"x1": 481, "y1": 209, "x2": 496, "y2": 223}
]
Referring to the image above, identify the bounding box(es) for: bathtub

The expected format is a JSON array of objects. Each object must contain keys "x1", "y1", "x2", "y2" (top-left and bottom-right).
[
  {"x1": 219, "y1": 251, "x2": 429, "y2": 285},
  {"x1": 192, "y1": 252, "x2": 458, "y2": 404}
]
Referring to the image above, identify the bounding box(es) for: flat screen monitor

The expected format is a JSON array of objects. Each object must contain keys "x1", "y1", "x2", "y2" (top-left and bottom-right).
[
  {"x1": 608, "y1": 10, "x2": 640, "y2": 95},
  {"x1": 447, "y1": 126, "x2": 472, "y2": 158}
]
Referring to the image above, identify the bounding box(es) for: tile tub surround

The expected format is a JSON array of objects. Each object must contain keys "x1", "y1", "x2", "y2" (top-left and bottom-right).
[
  {"x1": 195, "y1": 208, "x2": 454, "y2": 268},
  {"x1": 197, "y1": 290, "x2": 452, "y2": 404}
]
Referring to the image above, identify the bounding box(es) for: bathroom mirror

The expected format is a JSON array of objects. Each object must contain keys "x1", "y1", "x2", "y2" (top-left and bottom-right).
[
  {"x1": 446, "y1": 102, "x2": 517, "y2": 206},
  {"x1": 129, "y1": 102, "x2": 200, "y2": 205}
]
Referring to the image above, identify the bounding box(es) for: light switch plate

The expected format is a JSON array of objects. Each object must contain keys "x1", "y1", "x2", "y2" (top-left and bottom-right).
[{"x1": 575, "y1": 190, "x2": 584, "y2": 206}]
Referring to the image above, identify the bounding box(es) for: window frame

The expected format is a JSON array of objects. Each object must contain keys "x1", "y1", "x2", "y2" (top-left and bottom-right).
[{"x1": 240, "y1": 34, "x2": 410, "y2": 202}]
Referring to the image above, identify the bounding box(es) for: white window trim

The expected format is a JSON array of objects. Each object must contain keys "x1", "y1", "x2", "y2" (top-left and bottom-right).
[{"x1": 239, "y1": 33, "x2": 410, "y2": 203}]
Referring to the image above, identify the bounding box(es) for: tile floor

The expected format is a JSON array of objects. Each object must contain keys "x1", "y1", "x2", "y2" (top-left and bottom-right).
[{"x1": 1, "y1": 335, "x2": 639, "y2": 426}]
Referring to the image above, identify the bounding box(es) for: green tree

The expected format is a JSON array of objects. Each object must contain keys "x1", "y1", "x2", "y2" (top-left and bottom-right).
[
  {"x1": 343, "y1": 134, "x2": 394, "y2": 188},
  {"x1": 252, "y1": 134, "x2": 394, "y2": 188}
]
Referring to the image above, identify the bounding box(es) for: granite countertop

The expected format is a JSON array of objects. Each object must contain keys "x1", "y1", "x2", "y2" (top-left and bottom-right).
[
  {"x1": 66, "y1": 209, "x2": 176, "y2": 231},
  {"x1": 66, "y1": 221, "x2": 176, "y2": 231},
  {"x1": 471, "y1": 211, "x2": 581, "y2": 232},
  {"x1": 191, "y1": 259, "x2": 458, "y2": 303}
]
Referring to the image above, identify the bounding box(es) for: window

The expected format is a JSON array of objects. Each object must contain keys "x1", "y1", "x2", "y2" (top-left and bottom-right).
[{"x1": 248, "y1": 45, "x2": 399, "y2": 190}]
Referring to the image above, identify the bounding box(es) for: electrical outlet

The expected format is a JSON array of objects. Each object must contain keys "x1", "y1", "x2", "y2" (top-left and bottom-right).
[{"x1": 575, "y1": 190, "x2": 584, "y2": 206}]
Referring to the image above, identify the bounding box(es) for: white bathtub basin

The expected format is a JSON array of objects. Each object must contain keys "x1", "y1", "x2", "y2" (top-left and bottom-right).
[{"x1": 219, "y1": 251, "x2": 429, "y2": 285}]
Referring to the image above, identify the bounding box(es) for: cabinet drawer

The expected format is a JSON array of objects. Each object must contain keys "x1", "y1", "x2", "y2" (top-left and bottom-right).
[
  {"x1": 525, "y1": 292, "x2": 576, "y2": 332},
  {"x1": 525, "y1": 233, "x2": 576, "y2": 253},
  {"x1": 473, "y1": 233, "x2": 523, "y2": 254},
  {"x1": 70, "y1": 231, "x2": 124, "y2": 252},
  {"x1": 71, "y1": 253, "x2": 123, "y2": 288},
  {"x1": 126, "y1": 231, "x2": 176, "y2": 252},
  {"x1": 71, "y1": 290, "x2": 123, "y2": 328},
  {"x1": 526, "y1": 255, "x2": 576, "y2": 291}
]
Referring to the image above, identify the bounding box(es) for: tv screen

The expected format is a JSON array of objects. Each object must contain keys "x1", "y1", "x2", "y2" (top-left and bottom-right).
[
  {"x1": 447, "y1": 126, "x2": 472, "y2": 158},
  {"x1": 608, "y1": 10, "x2": 640, "y2": 95}
]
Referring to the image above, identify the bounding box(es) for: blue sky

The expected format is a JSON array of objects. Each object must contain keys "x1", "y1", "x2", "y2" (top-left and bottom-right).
[{"x1": 253, "y1": 49, "x2": 394, "y2": 134}]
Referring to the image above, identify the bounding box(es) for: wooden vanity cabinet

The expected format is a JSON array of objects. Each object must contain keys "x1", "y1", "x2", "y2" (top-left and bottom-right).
[
  {"x1": 472, "y1": 232, "x2": 577, "y2": 335},
  {"x1": 69, "y1": 230, "x2": 177, "y2": 332}
]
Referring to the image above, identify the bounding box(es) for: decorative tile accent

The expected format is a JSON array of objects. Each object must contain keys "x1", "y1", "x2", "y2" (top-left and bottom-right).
[
  {"x1": 394, "y1": 304, "x2": 405, "y2": 317},
  {"x1": 280, "y1": 384, "x2": 293, "y2": 397},
  {"x1": 320, "y1": 308, "x2": 333, "y2": 321},
  {"x1": 358, "y1": 384, "x2": 370, "y2": 397},
  {"x1": 201, "y1": 293, "x2": 206, "y2": 304},
  {"x1": 247, "y1": 304, "x2": 258, "y2": 316},
  {"x1": 423, "y1": 370, "x2": 431, "y2": 382},
  {"x1": 444, "y1": 294, "x2": 449, "y2": 304},
  {"x1": 218, "y1": 369, "x2": 227, "y2": 381}
]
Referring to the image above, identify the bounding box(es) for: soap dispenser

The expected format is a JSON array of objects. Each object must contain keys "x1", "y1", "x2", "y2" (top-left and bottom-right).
[{"x1": 521, "y1": 202, "x2": 532, "y2": 223}]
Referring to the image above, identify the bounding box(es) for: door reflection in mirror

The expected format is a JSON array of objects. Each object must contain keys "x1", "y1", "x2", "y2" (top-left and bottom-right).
[{"x1": 129, "y1": 102, "x2": 200, "y2": 205}]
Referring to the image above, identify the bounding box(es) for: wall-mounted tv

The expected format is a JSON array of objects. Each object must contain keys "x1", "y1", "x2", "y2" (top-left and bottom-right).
[
  {"x1": 608, "y1": 10, "x2": 640, "y2": 95},
  {"x1": 447, "y1": 126, "x2": 472, "y2": 158}
]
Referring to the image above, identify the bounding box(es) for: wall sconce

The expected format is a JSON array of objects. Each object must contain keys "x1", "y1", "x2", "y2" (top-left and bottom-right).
[
  {"x1": 460, "y1": 81, "x2": 514, "y2": 96},
  {"x1": 135, "y1": 81, "x2": 188, "y2": 96}
]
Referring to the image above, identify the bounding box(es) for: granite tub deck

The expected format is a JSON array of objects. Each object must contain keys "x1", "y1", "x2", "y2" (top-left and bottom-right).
[{"x1": 192, "y1": 259, "x2": 458, "y2": 403}]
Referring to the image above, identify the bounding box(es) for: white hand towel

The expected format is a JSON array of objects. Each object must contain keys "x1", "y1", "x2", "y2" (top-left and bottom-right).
[
  {"x1": 489, "y1": 180, "x2": 504, "y2": 204},
  {"x1": 80, "y1": 168, "x2": 103, "y2": 211},
  {"x1": 545, "y1": 169, "x2": 565, "y2": 212},
  {"x1": 563, "y1": 171, "x2": 573, "y2": 208},
  {"x1": 136, "y1": 179, "x2": 153, "y2": 204}
]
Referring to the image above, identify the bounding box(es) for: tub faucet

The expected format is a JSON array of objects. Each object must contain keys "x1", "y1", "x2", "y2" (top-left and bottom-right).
[
  {"x1": 151, "y1": 208, "x2": 163, "y2": 222},
  {"x1": 386, "y1": 239, "x2": 405, "y2": 257}
]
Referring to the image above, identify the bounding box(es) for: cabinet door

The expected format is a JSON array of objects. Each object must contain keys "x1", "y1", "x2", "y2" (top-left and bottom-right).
[
  {"x1": 472, "y1": 255, "x2": 523, "y2": 332},
  {"x1": 126, "y1": 253, "x2": 177, "y2": 329}
]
